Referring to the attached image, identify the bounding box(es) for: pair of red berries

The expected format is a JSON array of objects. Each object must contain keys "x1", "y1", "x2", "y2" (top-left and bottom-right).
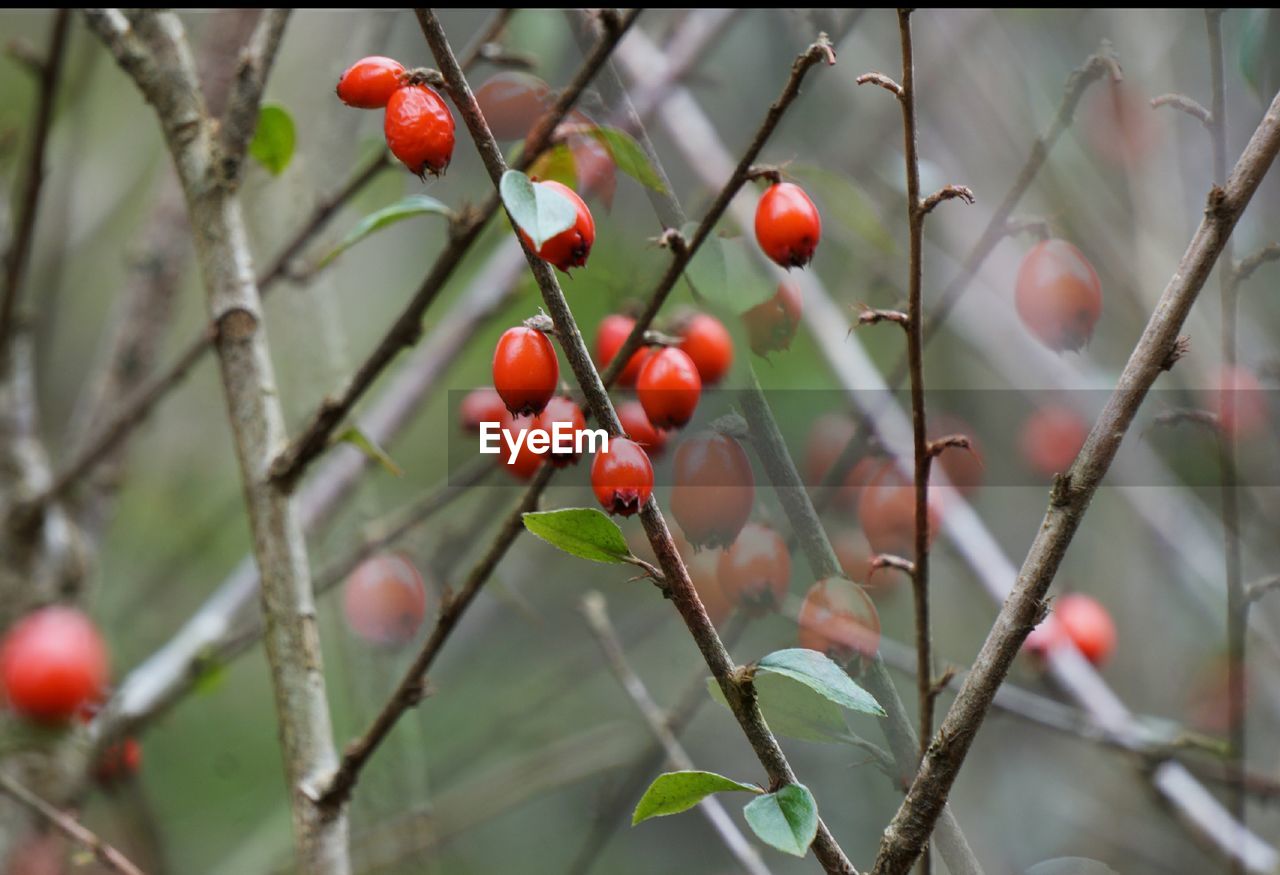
[
  {"x1": 755, "y1": 182, "x2": 822, "y2": 269},
  {"x1": 337, "y1": 56, "x2": 456, "y2": 178},
  {"x1": 1, "y1": 606, "x2": 108, "y2": 724}
]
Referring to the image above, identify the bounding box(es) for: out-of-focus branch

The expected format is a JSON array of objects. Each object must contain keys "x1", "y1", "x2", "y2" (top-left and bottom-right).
[
  {"x1": 0, "y1": 10, "x2": 69, "y2": 357},
  {"x1": 0, "y1": 772, "x2": 145, "y2": 875},
  {"x1": 83, "y1": 10, "x2": 352, "y2": 872},
  {"x1": 580, "y1": 593, "x2": 774, "y2": 875},
  {"x1": 217, "y1": 9, "x2": 291, "y2": 179},
  {"x1": 1151, "y1": 92, "x2": 1213, "y2": 127},
  {"x1": 870, "y1": 88, "x2": 1280, "y2": 875}
]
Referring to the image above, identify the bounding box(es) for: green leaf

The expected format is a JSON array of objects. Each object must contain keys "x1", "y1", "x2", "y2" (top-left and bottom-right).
[
  {"x1": 522, "y1": 508, "x2": 631, "y2": 564},
  {"x1": 336, "y1": 427, "x2": 403, "y2": 477},
  {"x1": 788, "y1": 163, "x2": 894, "y2": 254},
  {"x1": 320, "y1": 195, "x2": 453, "y2": 267},
  {"x1": 248, "y1": 104, "x2": 296, "y2": 176},
  {"x1": 500, "y1": 169, "x2": 577, "y2": 248},
  {"x1": 527, "y1": 142, "x2": 579, "y2": 189},
  {"x1": 632, "y1": 771, "x2": 759, "y2": 825},
  {"x1": 1240, "y1": 9, "x2": 1280, "y2": 103},
  {"x1": 706, "y1": 671, "x2": 858, "y2": 745},
  {"x1": 757, "y1": 648, "x2": 885, "y2": 716},
  {"x1": 681, "y1": 224, "x2": 774, "y2": 314},
  {"x1": 1025, "y1": 859, "x2": 1120, "y2": 875},
  {"x1": 743, "y1": 783, "x2": 818, "y2": 857},
  {"x1": 584, "y1": 126, "x2": 667, "y2": 192}
]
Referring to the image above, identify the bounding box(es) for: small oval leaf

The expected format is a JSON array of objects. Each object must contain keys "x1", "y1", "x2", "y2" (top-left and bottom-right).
[
  {"x1": 500, "y1": 169, "x2": 577, "y2": 249},
  {"x1": 321, "y1": 195, "x2": 453, "y2": 266},
  {"x1": 335, "y1": 427, "x2": 403, "y2": 477},
  {"x1": 706, "y1": 671, "x2": 858, "y2": 745},
  {"x1": 249, "y1": 104, "x2": 296, "y2": 176},
  {"x1": 632, "y1": 770, "x2": 759, "y2": 825},
  {"x1": 522, "y1": 508, "x2": 630, "y2": 564},
  {"x1": 527, "y1": 142, "x2": 579, "y2": 189},
  {"x1": 743, "y1": 783, "x2": 818, "y2": 857},
  {"x1": 681, "y1": 222, "x2": 774, "y2": 313},
  {"x1": 757, "y1": 648, "x2": 885, "y2": 716},
  {"x1": 584, "y1": 125, "x2": 667, "y2": 192}
]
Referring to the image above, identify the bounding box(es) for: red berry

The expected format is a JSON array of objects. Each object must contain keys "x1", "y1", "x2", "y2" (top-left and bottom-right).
[
  {"x1": 637, "y1": 347, "x2": 702, "y2": 430},
  {"x1": 595, "y1": 314, "x2": 651, "y2": 387},
  {"x1": 754, "y1": 182, "x2": 821, "y2": 269},
  {"x1": 856, "y1": 463, "x2": 943, "y2": 557},
  {"x1": 832, "y1": 528, "x2": 904, "y2": 594},
  {"x1": 1019, "y1": 405, "x2": 1088, "y2": 478},
  {"x1": 1, "y1": 606, "x2": 108, "y2": 724},
  {"x1": 342, "y1": 554, "x2": 429, "y2": 647},
  {"x1": 1206, "y1": 364, "x2": 1269, "y2": 439},
  {"x1": 717, "y1": 523, "x2": 791, "y2": 611},
  {"x1": 534, "y1": 395, "x2": 587, "y2": 467},
  {"x1": 475, "y1": 71, "x2": 550, "y2": 140},
  {"x1": 677, "y1": 313, "x2": 734, "y2": 385},
  {"x1": 1028, "y1": 594, "x2": 1116, "y2": 666},
  {"x1": 618, "y1": 399, "x2": 667, "y2": 458},
  {"x1": 1085, "y1": 81, "x2": 1159, "y2": 167},
  {"x1": 803, "y1": 414, "x2": 879, "y2": 512},
  {"x1": 797, "y1": 578, "x2": 881, "y2": 662},
  {"x1": 689, "y1": 549, "x2": 733, "y2": 627},
  {"x1": 336, "y1": 56, "x2": 406, "y2": 109},
  {"x1": 95, "y1": 737, "x2": 142, "y2": 785},
  {"x1": 743, "y1": 282, "x2": 803, "y2": 356},
  {"x1": 518, "y1": 180, "x2": 595, "y2": 273},
  {"x1": 460, "y1": 387, "x2": 507, "y2": 433},
  {"x1": 591, "y1": 437, "x2": 654, "y2": 516},
  {"x1": 497, "y1": 411, "x2": 546, "y2": 481},
  {"x1": 1015, "y1": 239, "x2": 1102, "y2": 352},
  {"x1": 384, "y1": 84, "x2": 455, "y2": 177},
  {"x1": 671, "y1": 432, "x2": 755, "y2": 549},
  {"x1": 493, "y1": 326, "x2": 559, "y2": 416}
]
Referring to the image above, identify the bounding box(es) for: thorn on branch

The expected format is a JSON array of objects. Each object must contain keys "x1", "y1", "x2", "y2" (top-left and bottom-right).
[
  {"x1": 1150, "y1": 93, "x2": 1212, "y2": 128},
  {"x1": 920, "y1": 185, "x2": 976, "y2": 215},
  {"x1": 854, "y1": 304, "x2": 910, "y2": 331},
  {"x1": 927, "y1": 433, "x2": 977, "y2": 463},
  {"x1": 1161, "y1": 335, "x2": 1191, "y2": 371},
  {"x1": 855, "y1": 71, "x2": 903, "y2": 99},
  {"x1": 622, "y1": 553, "x2": 666, "y2": 585},
  {"x1": 870, "y1": 553, "x2": 915, "y2": 576}
]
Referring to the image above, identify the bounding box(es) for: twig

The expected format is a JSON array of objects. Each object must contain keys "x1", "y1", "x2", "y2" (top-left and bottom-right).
[
  {"x1": 1151, "y1": 92, "x2": 1213, "y2": 127},
  {"x1": 869, "y1": 87, "x2": 1280, "y2": 875},
  {"x1": 420, "y1": 11, "x2": 857, "y2": 873},
  {"x1": 0, "y1": 9, "x2": 69, "y2": 357},
  {"x1": 267, "y1": 8, "x2": 643, "y2": 492},
  {"x1": 1234, "y1": 243, "x2": 1280, "y2": 284},
  {"x1": 84, "y1": 10, "x2": 349, "y2": 871},
  {"x1": 0, "y1": 772, "x2": 146, "y2": 875},
  {"x1": 580, "y1": 593, "x2": 774, "y2": 875},
  {"x1": 216, "y1": 9, "x2": 291, "y2": 180},
  {"x1": 1245, "y1": 575, "x2": 1280, "y2": 605},
  {"x1": 457, "y1": 9, "x2": 516, "y2": 70}
]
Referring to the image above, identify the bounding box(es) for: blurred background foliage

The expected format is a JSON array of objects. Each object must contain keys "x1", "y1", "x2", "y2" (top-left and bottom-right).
[{"x1": 3, "y1": 8, "x2": 1280, "y2": 874}]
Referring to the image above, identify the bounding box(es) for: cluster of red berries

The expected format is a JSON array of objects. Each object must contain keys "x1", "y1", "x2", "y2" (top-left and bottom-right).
[{"x1": 337, "y1": 56, "x2": 456, "y2": 177}]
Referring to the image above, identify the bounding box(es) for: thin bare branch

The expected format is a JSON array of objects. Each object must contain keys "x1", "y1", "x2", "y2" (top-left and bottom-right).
[
  {"x1": 855, "y1": 71, "x2": 903, "y2": 98},
  {"x1": 419, "y1": 11, "x2": 856, "y2": 873},
  {"x1": 580, "y1": 593, "x2": 774, "y2": 875},
  {"x1": 870, "y1": 87, "x2": 1280, "y2": 875},
  {"x1": 1151, "y1": 92, "x2": 1213, "y2": 127},
  {"x1": 0, "y1": 10, "x2": 70, "y2": 356},
  {"x1": 1234, "y1": 242, "x2": 1280, "y2": 284},
  {"x1": 0, "y1": 771, "x2": 146, "y2": 875},
  {"x1": 919, "y1": 184, "x2": 975, "y2": 215},
  {"x1": 217, "y1": 9, "x2": 291, "y2": 176}
]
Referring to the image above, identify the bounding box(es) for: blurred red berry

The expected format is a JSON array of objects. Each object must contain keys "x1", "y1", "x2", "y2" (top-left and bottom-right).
[
  {"x1": 618, "y1": 399, "x2": 667, "y2": 458},
  {"x1": 475, "y1": 71, "x2": 550, "y2": 140},
  {"x1": 717, "y1": 523, "x2": 791, "y2": 612},
  {"x1": 1015, "y1": 239, "x2": 1102, "y2": 352},
  {"x1": 671, "y1": 432, "x2": 755, "y2": 549},
  {"x1": 1, "y1": 606, "x2": 108, "y2": 724},
  {"x1": 460, "y1": 387, "x2": 507, "y2": 433},
  {"x1": 677, "y1": 313, "x2": 734, "y2": 385},
  {"x1": 1206, "y1": 364, "x2": 1269, "y2": 439},
  {"x1": 343, "y1": 554, "x2": 429, "y2": 647},
  {"x1": 743, "y1": 282, "x2": 803, "y2": 356},
  {"x1": 595, "y1": 314, "x2": 651, "y2": 387},
  {"x1": 534, "y1": 395, "x2": 587, "y2": 467},
  {"x1": 1020, "y1": 405, "x2": 1089, "y2": 477},
  {"x1": 798, "y1": 578, "x2": 881, "y2": 662},
  {"x1": 856, "y1": 462, "x2": 943, "y2": 557}
]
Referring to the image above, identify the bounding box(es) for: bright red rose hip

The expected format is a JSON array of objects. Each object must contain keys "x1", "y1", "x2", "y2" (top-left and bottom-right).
[
  {"x1": 493, "y1": 326, "x2": 559, "y2": 416},
  {"x1": 677, "y1": 313, "x2": 733, "y2": 385},
  {"x1": 336, "y1": 56, "x2": 406, "y2": 109},
  {"x1": 754, "y1": 182, "x2": 821, "y2": 269},
  {"x1": 1, "y1": 606, "x2": 108, "y2": 724},
  {"x1": 518, "y1": 180, "x2": 595, "y2": 273},
  {"x1": 384, "y1": 84, "x2": 456, "y2": 177},
  {"x1": 591, "y1": 437, "x2": 654, "y2": 516},
  {"x1": 637, "y1": 347, "x2": 702, "y2": 430}
]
